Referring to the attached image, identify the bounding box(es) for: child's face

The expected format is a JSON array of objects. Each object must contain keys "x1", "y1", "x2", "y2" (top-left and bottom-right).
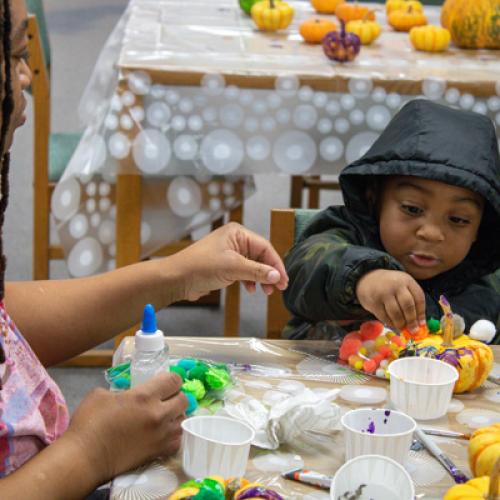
[{"x1": 378, "y1": 176, "x2": 484, "y2": 280}]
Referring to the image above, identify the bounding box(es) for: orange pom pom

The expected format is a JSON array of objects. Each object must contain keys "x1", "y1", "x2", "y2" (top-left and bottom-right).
[
  {"x1": 339, "y1": 338, "x2": 362, "y2": 361},
  {"x1": 363, "y1": 359, "x2": 377, "y2": 373},
  {"x1": 401, "y1": 324, "x2": 429, "y2": 341},
  {"x1": 360, "y1": 321, "x2": 384, "y2": 341},
  {"x1": 378, "y1": 345, "x2": 392, "y2": 358}
]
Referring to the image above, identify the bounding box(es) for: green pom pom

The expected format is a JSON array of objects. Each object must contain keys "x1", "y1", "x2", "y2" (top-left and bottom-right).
[
  {"x1": 178, "y1": 358, "x2": 197, "y2": 371},
  {"x1": 112, "y1": 376, "x2": 130, "y2": 390},
  {"x1": 179, "y1": 479, "x2": 202, "y2": 490},
  {"x1": 170, "y1": 365, "x2": 187, "y2": 380},
  {"x1": 193, "y1": 481, "x2": 225, "y2": 500},
  {"x1": 187, "y1": 364, "x2": 209, "y2": 384},
  {"x1": 427, "y1": 317, "x2": 441, "y2": 333},
  {"x1": 182, "y1": 379, "x2": 206, "y2": 400},
  {"x1": 214, "y1": 362, "x2": 230, "y2": 373},
  {"x1": 205, "y1": 367, "x2": 231, "y2": 390}
]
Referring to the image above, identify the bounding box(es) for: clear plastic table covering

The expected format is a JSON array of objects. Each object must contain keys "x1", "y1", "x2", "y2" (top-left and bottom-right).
[
  {"x1": 52, "y1": 0, "x2": 500, "y2": 278},
  {"x1": 111, "y1": 337, "x2": 500, "y2": 500}
]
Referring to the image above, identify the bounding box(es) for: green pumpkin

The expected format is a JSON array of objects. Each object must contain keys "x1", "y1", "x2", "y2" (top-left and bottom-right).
[{"x1": 239, "y1": 0, "x2": 260, "y2": 15}]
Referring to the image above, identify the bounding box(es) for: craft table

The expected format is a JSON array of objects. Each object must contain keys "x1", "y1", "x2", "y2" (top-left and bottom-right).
[
  {"x1": 110, "y1": 337, "x2": 500, "y2": 499},
  {"x1": 51, "y1": 0, "x2": 500, "y2": 282}
]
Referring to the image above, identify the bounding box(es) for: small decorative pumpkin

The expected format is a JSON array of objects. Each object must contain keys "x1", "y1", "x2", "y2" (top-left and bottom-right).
[
  {"x1": 239, "y1": 0, "x2": 260, "y2": 15},
  {"x1": 410, "y1": 25, "x2": 451, "y2": 51},
  {"x1": 416, "y1": 296, "x2": 494, "y2": 393},
  {"x1": 469, "y1": 424, "x2": 500, "y2": 478},
  {"x1": 441, "y1": 0, "x2": 500, "y2": 49},
  {"x1": 299, "y1": 18, "x2": 338, "y2": 43},
  {"x1": 311, "y1": 0, "x2": 345, "y2": 15},
  {"x1": 322, "y1": 21, "x2": 361, "y2": 62},
  {"x1": 251, "y1": 0, "x2": 294, "y2": 31},
  {"x1": 336, "y1": 2, "x2": 376, "y2": 23},
  {"x1": 346, "y1": 16, "x2": 382, "y2": 45},
  {"x1": 444, "y1": 457, "x2": 500, "y2": 500},
  {"x1": 388, "y1": 5, "x2": 427, "y2": 31},
  {"x1": 385, "y1": 0, "x2": 423, "y2": 15}
]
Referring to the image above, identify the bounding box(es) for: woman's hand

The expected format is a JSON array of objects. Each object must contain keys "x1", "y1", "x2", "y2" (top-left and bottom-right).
[
  {"x1": 66, "y1": 372, "x2": 187, "y2": 483},
  {"x1": 169, "y1": 222, "x2": 289, "y2": 301},
  {"x1": 356, "y1": 269, "x2": 426, "y2": 332}
]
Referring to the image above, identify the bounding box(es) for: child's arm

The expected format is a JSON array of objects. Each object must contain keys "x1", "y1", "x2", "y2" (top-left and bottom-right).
[
  {"x1": 4, "y1": 223, "x2": 288, "y2": 366},
  {"x1": 284, "y1": 221, "x2": 404, "y2": 323},
  {"x1": 0, "y1": 372, "x2": 187, "y2": 499}
]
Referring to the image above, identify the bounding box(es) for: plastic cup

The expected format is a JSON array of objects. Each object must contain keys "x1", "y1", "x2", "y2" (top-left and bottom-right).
[
  {"x1": 341, "y1": 408, "x2": 416, "y2": 464},
  {"x1": 330, "y1": 454, "x2": 415, "y2": 500},
  {"x1": 388, "y1": 357, "x2": 458, "y2": 420},
  {"x1": 181, "y1": 415, "x2": 255, "y2": 478}
]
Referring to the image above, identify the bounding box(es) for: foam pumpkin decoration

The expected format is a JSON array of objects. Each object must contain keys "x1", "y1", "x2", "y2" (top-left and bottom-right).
[
  {"x1": 251, "y1": 0, "x2": 294, "y2": 31},
  {"x1": 441, "y1": 0, "x2": 500, "y2": 49},
  {"x1": 469, "y1": 424, "x2": 500, "y2": 478},
  {"x1": 410, "y1": 25, "x2": 451, "y2": 51},
  {"x1": 388, "y1": 5, "x2": 427, "y2": 31},
  {"x1": 336, "y1": 2, "x2": 376, "y2": 23},
  {"x1": 322, "y1": 21, "x2": 361, "y2": 62},
  {"x1": 444, "y1": 457, "x2": 500, "y2": 500},
  {"x1": 386, "y1": 0, "x2": 423, "y2": 15},
  {"x1": 311, "y1": 0, "x2": 345, "y2": 15},
  {"x1": 346, "y1": 16, "x2": 382, "y2": 44},
  {"x1": 299, "y1": 18, "x2": 337, "y2": 43},
  {"x1": 416, "y1": 296, "x2": 494, "y2": 394}
]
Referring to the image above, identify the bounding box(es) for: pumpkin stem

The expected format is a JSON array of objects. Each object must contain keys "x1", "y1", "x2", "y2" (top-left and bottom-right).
[
  {"x1": 362, "y1": 9, "x2": 375, "y2": 22},
  {"x1": 488, "y1": 457, "x2": 500, "y2": 500},
  {"x1": 270, "y1": 0, "x2": 275, "y2": 8},
  {"x1": 439, "y1": 295, "x2": 454, "y2": 347},
  {"x1": 340, "y1": 19, "x2": 346, "y2": 38}
]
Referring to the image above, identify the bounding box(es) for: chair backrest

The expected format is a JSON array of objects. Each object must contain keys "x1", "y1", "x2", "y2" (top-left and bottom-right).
[
  {"x1": 26, "y1": 0, "x2": 51, "y2": 71},
  {"x1": 266, "y1": 208, "x2": 319, "y2": 339}
]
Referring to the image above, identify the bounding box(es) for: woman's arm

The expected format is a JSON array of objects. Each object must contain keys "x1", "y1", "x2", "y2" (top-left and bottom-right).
[{"x1": 5, "y1": 223, "x2": 288, "y2": 366}]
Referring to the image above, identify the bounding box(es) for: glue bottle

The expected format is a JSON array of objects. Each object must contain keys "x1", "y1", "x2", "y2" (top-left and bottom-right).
[{"x1": 130, "y1": 304, "x2": 169, "y2": 387}]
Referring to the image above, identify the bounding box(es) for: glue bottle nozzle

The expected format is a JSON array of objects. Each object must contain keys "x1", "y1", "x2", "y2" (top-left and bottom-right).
[{"x1": 141, "y1": 304, "x2": 157, "y2": 334}]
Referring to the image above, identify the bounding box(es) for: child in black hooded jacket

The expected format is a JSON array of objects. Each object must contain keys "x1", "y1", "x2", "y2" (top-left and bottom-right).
[{"x1": 284, "y1": 99, "x2": 500, "y2": 343}]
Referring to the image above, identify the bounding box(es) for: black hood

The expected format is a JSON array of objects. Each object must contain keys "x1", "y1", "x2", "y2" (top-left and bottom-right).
[{"x1": 339, "y1": 99, "x2": 500, "y2": 291}]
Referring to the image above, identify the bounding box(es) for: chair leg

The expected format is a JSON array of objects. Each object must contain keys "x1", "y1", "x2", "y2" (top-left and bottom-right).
[
  {"x1": 33, "y1": 187, "x2": 50, "y2": 281},
  {"x1": 223, "y1": 204, "x2": 243, "y2": 337}
]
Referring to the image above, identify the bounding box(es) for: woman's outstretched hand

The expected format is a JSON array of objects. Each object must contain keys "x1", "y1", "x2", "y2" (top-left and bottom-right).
[{"x1": 169, "y1": 222, "x2": 289, "y2": 301}]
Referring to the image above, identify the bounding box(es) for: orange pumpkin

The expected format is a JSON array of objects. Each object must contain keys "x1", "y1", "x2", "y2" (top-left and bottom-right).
[
  {"x1": 388, "y1": 5, "x2": 427, "y2": 31},
  {"x1": 469, "y1": 424, "x2": 500, "y2": 478},
  {"x1": 311, "y1": 0, "x2": 345, "y2": 14},
  {"x1": 336, "y1": 2, "x2": 376, "y2": 23},
  {"x1": 299, "y1": 18, "x2": 337, "y2": 43},
  {"x1": 441, "y1": 0, "x2": 500, "y2": 49}
]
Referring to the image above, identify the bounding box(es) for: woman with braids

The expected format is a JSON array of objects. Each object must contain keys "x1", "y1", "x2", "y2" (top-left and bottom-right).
[{"x1": 0, "y1": 1, "x2": 288, "y2": 497}]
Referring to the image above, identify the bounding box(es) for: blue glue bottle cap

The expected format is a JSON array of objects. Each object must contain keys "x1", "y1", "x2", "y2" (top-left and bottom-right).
[{"x1": 134, "y1": 304, "x2": 165, "y2": 351}]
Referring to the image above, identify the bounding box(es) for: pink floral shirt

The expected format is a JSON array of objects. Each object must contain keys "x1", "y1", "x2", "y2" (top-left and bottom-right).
[{"x1": 0, "y1": 301, "x2": 69, "y2": 476}]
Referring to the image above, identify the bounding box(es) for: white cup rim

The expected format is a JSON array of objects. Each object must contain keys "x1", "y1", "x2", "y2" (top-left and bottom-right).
[
  {"x1": 341, "y1": 408, "x2": 416, "y2": 438},
  {"x1": 181, "y1": 415, "x2": 255, "y2": 446},
  {"x1": 330, "y1": 454, "x2": 415, "y2": 500},
  {"x1": 388, "y1": 357, "x2": 459, "y2": 386}
]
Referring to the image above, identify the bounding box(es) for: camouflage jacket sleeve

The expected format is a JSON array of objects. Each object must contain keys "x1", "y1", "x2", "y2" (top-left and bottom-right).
[{"x1": 283, "y1": 208, "x2": 404, "y2": 322}]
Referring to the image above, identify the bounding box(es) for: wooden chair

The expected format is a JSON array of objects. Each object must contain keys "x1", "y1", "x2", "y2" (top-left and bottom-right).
[
  {"x1": 290, "y1": 175, "x2": 340, "y2": 208},
  {"x1": 27, "y1": 10, "x2": 82, "y2": 281},
  {"x1": 266, "y1": 208, "x2": 319, "y2": 338}
]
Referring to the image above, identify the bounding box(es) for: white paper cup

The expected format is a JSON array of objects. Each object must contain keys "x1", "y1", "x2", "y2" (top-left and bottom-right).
[
  {"x1": 341, "y1": 408, "x2": 416, "y2": 464},
  {"x1": 330, "y1": 454, "x2": 415, "y2": 500},
  {"x1": 388, "y1": 357, "x2": 458, "y2": 420},
  {"x1": 181, "y1": 416, "x2": 254, "y2": 478}
]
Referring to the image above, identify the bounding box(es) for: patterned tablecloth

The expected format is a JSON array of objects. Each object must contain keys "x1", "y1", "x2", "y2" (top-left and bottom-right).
[
  {"x1": 51, "y1": 0, "x2": 500, "y2": 278},
  {"x1": 110, "y1": 337, "x2": 500, "y2": 500}
]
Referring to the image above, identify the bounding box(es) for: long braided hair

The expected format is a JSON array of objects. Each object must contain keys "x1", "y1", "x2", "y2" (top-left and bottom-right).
[{"x1": 0, "y1": 0, "x2": 13, "y2": 303}]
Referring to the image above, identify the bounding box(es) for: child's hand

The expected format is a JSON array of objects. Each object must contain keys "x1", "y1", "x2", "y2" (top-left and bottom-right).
[
  {"x1": 356, "y1": 269, "x2": 426, "y2": 333},
  {"x1": 66, "y1": 372, "x2": 187, "y2": 483}
]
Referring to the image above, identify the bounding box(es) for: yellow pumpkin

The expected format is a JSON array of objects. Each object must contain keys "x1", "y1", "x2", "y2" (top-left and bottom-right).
[
  {"x1": 336, "y1": 2, "x2": 376, "y2": 23},
  {"x1": 311, "y1": 0, "x2": 345, "y2": 15},
  {"x1": 469, "y1": 424, "x2": 500, "y2": 478},
  {"x1": 416, "y1": 296, "x2": 494, "y2": 393},
  {"x1": 346, "y1": 18, "x2": 382, "y2": 44},
  {"x1": 386, "y1": 0, "x2": 423, "y2": 15},
  {"x1": 299, "y1": 18, "x2": 338, "y2": 43},
  {"x1": 388, "y1": 5, "x2": 427, "y2": 31},
  {"x1": 444, "y1": 458, "x2": 500, "y2": 499},
  {"x1": 441, "y1": 0, "x2": 500, "y2": 49},
  {"x1": 251, "y1": 0, "x2": 294, "y2": 31},
  {"x1": 410, "y1": 25, "x2": 451, "y2": 51}
]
